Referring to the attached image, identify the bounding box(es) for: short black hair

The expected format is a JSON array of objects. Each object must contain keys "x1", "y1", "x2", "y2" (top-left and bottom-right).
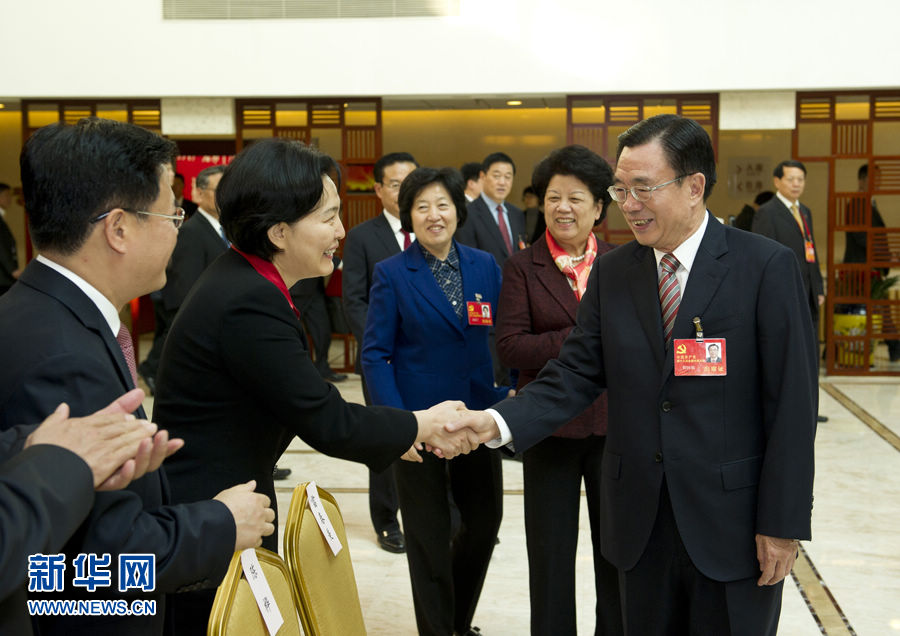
[
  {"x1": 773, "y1": 160, "x2": 806, "y2": 179},
  {"x1": 754, "y1": 190, "x2": 775, "y2": 206},
  {"x1": 217, "y1": 138, "x2": 340, "y2": 260},
  {"x1": 616, "y1": 115, "x2": 717, "y2": 201},
  {"x1": 531, "y1": 145, "x2": 613, "y2": 225},
  {"x1": 398, "y1": 167, "x2": 468, "y2": 234},
  {"x1": 374, "y1": 152, "x2": 418, "y2": 185},
  {"x1": 858, "y1": 163, "x2": 869, "y2": 180},
  {"x1": 523, "y1": 185, "x2": 537, "y2": 197},
  {"x1": 482, "y1": 152, "x2": 516, "y2": 175},
  {"x1": 460, "y1": 162, "x2": 482, "y2": 184},
  {"x1": 174, "y1": 173, "x2": 185, "y2": 184},
  {"x1": 20, "y1": 117, "x2": 176, "y2": 255},
  {"x1": 196, "y1": 165, "x2": 226, "y2": 190}
]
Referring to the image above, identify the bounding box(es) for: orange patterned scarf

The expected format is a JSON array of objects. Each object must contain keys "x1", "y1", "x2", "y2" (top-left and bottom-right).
[{"x1": 545, "y1": 230, "x2": 598, "y2": 300}]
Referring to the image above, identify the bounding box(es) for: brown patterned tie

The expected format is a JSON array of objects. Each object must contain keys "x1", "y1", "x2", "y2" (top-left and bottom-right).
[
  {"x1": 116, "y1": 323, "x2": 138, "y2": 387},
  {"x1": 658, "y1": 253, "x2": 681, "y2": 344}
]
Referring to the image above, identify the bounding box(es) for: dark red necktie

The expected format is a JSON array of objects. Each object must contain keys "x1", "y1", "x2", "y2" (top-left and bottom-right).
[
  {"x1": 401, "y1": 229, "x2": 411, "y2": 249},
  {"x1": 116, "y1": 323, "x2": 138, "y2": 387},
  {"x1": 497, "y1": 205, "x2": 513, "y2": 255}
]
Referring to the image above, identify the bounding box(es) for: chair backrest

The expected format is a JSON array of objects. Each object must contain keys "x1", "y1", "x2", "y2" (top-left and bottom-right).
[
  {"x1": 207, "y1": 547, "x2": 303, "y2": 636},
  {"x1": 283, "y1": 482, "x2": 367, "y2": 636}
]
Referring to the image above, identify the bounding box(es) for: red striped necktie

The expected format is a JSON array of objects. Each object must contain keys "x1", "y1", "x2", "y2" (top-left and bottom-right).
[
  {"x1": 658, "y1": 253, "x2": 681, "y2": 344},
  {"x1": 496, "y1": 205, "x2": 513, "y2": 255}
]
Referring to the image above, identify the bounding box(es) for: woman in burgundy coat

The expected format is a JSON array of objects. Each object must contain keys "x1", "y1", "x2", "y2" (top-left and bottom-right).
[{"x1": 496, "y1": 145, "x2": 623, "y2": 635}]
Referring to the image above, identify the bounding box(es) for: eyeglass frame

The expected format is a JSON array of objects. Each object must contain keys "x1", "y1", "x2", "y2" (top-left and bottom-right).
[
  {"x1": 91, "y1": 207, "x2": 186, "y2": 229},
  {"x1": 607, "y1": 175, "x2": 689, "y2": 204}
]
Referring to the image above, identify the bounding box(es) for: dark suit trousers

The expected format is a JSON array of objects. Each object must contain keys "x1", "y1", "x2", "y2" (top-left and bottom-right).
[
  {"x1": 360, "y1": 373, "x2": 400, "y2": 534},
  {"x1": 523, "y1": 435, "x2": 622, "y2": 636},
  {"x1": 394, "y1": 446, "x2": 502, "y2": 635},
  {"x1": 620, "y1": 480, "x2": 782, "y2": 636}
]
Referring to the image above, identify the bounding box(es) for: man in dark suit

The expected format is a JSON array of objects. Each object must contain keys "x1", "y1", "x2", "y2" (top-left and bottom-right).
[
  {"x1": 456, "y1": 152, "x2": 525, "y2": 385},
  {"x1": 342, "y1": 151, "x2": 418, "y2": 553},
  {"x1": 706, "y1": 343, "x2": 722, "y2": 363},
  {"x1": 752, "y1": 160, "x2": 828, "y2": 421},
  {"x1": 455, "y1": 115, "x2": 817, "y2": 635},
  {"x1": 455, "y1": 151, "x2": 525, "y2": 267},
  {"x1": 0, "y1": 183, "x2": 20, "y2": 295},
  {"x1": 460, "y1": 162, "x2": 483, "y2": 202},
  {"x1": 140, "y1": 165, "x2": 227, "y2": 392},
  {"x1": 0, "y1": 117, "x2": 274, "y2": 636},
  {"x1": 172, "y1": 172, "x2": 198, "y2": 218}
]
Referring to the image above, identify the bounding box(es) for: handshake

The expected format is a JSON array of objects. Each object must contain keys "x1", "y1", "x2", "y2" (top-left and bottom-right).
[{"x1": 407, "y1": 399, "x2": 507, "y2": 462}]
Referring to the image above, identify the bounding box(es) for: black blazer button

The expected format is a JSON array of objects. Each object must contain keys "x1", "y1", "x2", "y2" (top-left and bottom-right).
[
  {"x1": 655, "y1": 452, "x2": 663, "y2": 463},
  {"x1": 661, "y1": 401, "x2": 672, "y2": 412}
]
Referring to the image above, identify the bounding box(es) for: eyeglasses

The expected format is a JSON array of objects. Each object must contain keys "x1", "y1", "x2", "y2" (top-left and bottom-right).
[
  {"x1": 607, "y1": 175, "x2": 687, "y2": 204},
  {"x1": 92, "y1": 207, "x2": 185, "y2": 229},
  {"x1": 380, "y1": 181, "x2": 402, "y2": 192}
]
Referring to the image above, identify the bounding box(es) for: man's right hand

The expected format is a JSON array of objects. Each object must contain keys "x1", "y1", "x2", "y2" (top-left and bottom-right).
[
  {"x1": 446, "y1": 409, "x2": 501, "y2": 444},
  {"x1": 214, "y1": 481, "x2": 276, "y2": 550},
  {"x1": 413, "y1": 400, "x2": 480, "y2": 460}
]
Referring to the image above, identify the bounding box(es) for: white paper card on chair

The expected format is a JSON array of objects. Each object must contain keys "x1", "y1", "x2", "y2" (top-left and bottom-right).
[
  {"x1": 240, "y1": 548, "x2": 285, "y2": 636},
  {"x1": 306, "y1": 481, "x2": 343, "y2": 556}
]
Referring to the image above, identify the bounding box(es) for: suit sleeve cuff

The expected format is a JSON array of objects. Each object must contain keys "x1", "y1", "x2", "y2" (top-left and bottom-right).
[{"x1": 485, "y1": 409, "x2": 514, "y2": 450}]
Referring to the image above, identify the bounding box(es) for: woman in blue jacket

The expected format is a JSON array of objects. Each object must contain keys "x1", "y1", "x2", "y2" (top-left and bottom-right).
[{"x1": 362, "y1": 167, "x2": 508, "y2": 636}]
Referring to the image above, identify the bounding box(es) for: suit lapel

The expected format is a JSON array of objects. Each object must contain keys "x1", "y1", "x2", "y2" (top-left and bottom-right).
[
  {"x1": 373, "y1": 214, "x2": 401, "y2": 258},
  {"x1": 662, "y1": 217, "x2": 730, "y2": 379},
  {"x1": 533, "y1": 241, "x2": 578, "y2": 323},
  {"x1": 405, "y1": 246, "x2": 465, "y2": 335},
  {"x1": 474, "y1": 198, "x2": 509, "y2": 257},
  {"x1": 627, "y1": 246, "x2": 665, "y2": 371},
  {"x1": 23, "y1": 261, "x2": 142, "y2": 410},
  {"x1": 776, "y1": 198, "x2": 804, "y2": 240}
]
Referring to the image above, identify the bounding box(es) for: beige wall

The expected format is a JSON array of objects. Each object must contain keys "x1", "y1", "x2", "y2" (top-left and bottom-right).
[
  {"x1": 0, "y1": 111, "x2": 25, "y2": 268},
  {"x1": 383, "y1": 108, "x2": 566, "y2": 208}
]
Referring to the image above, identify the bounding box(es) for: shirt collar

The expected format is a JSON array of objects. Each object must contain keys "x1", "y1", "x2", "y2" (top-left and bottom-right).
[
  {"x1": 420, "y1": 242, "x2": 459, "y2": 269},
  {"x1": 36, "y1": 254, "x2": 120, "y2": 336},
  {"x1": 197, "y1": 207, "x2": 222, "y2": 234},
  {"x1": 776, "y1": 191, "x2": 797, "y2": 209},
  {"x1": 383, "y1": 210, "x2": 403, "y2": 233},
  {"x1": 480, "y1": 192, "x2": 503, "y2": 212},
  {"x1": 653, "y1": 211, "x2": 709, "y2": 275}
]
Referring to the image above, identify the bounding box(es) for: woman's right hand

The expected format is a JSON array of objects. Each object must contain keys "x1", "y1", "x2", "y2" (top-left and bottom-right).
[{"x1": 401, "y1": 442, "x2": 424, "y2": 463}]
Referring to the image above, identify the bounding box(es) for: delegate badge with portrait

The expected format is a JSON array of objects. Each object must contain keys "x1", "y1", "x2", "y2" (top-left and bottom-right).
[
  {"x1": 466, "y1": 300, "x2": 493, "y2": 326},
  {"x1": 673, "y1": 338, "x2": 726, "y2": 376}
]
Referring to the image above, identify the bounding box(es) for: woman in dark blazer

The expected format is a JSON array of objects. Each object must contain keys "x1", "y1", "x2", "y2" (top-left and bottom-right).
[
  {"x1": 496, "y1": 145, "x2": 623, "y2": 635},
  {"x1": 153, "y1": 140, "x2": 471, "y2": 634},
  {"x1": 362, "y1": 167, "x2": 509, "y2": 636}
]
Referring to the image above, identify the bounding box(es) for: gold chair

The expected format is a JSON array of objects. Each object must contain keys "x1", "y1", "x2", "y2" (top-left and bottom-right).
[
  {"x1": 283, "y1": 482, "x2": 367, "y2": 635},
  {"x1": 207, "y1": 547, "x2": 303, "y2": 636}
]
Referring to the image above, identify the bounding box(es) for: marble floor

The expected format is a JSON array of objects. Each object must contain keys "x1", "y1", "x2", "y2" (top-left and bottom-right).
[{"x1": 140, "y1": 338, "x2": 900, "y2": 635}]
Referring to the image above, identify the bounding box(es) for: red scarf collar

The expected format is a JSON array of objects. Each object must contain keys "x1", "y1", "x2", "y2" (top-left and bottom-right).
[
  {"x1": 544, "y1": 230, "x2": 598, "y2": 301},
  {"x1": 232, "y1": 246, "x2": 300, "y2": 319}
]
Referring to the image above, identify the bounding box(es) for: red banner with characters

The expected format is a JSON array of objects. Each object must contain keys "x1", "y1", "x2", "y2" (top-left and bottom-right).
[{"x1": 176, "y1": 155, "x2": 234, "y2": 201}]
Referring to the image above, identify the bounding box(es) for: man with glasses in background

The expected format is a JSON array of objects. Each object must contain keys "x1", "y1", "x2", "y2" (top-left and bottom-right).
[
  {"x1": 342, "y1": 151, "x2": 418, "y2": 554},
  {"x1": 454, "y1": 115, "x2": 817, "y2": 635},
  {"x1": 140, "y1": 165, "x2": 227, "y2": 394},
  {"x1": 0, "y1": 117, "x2": 274, "y2": 636}
]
